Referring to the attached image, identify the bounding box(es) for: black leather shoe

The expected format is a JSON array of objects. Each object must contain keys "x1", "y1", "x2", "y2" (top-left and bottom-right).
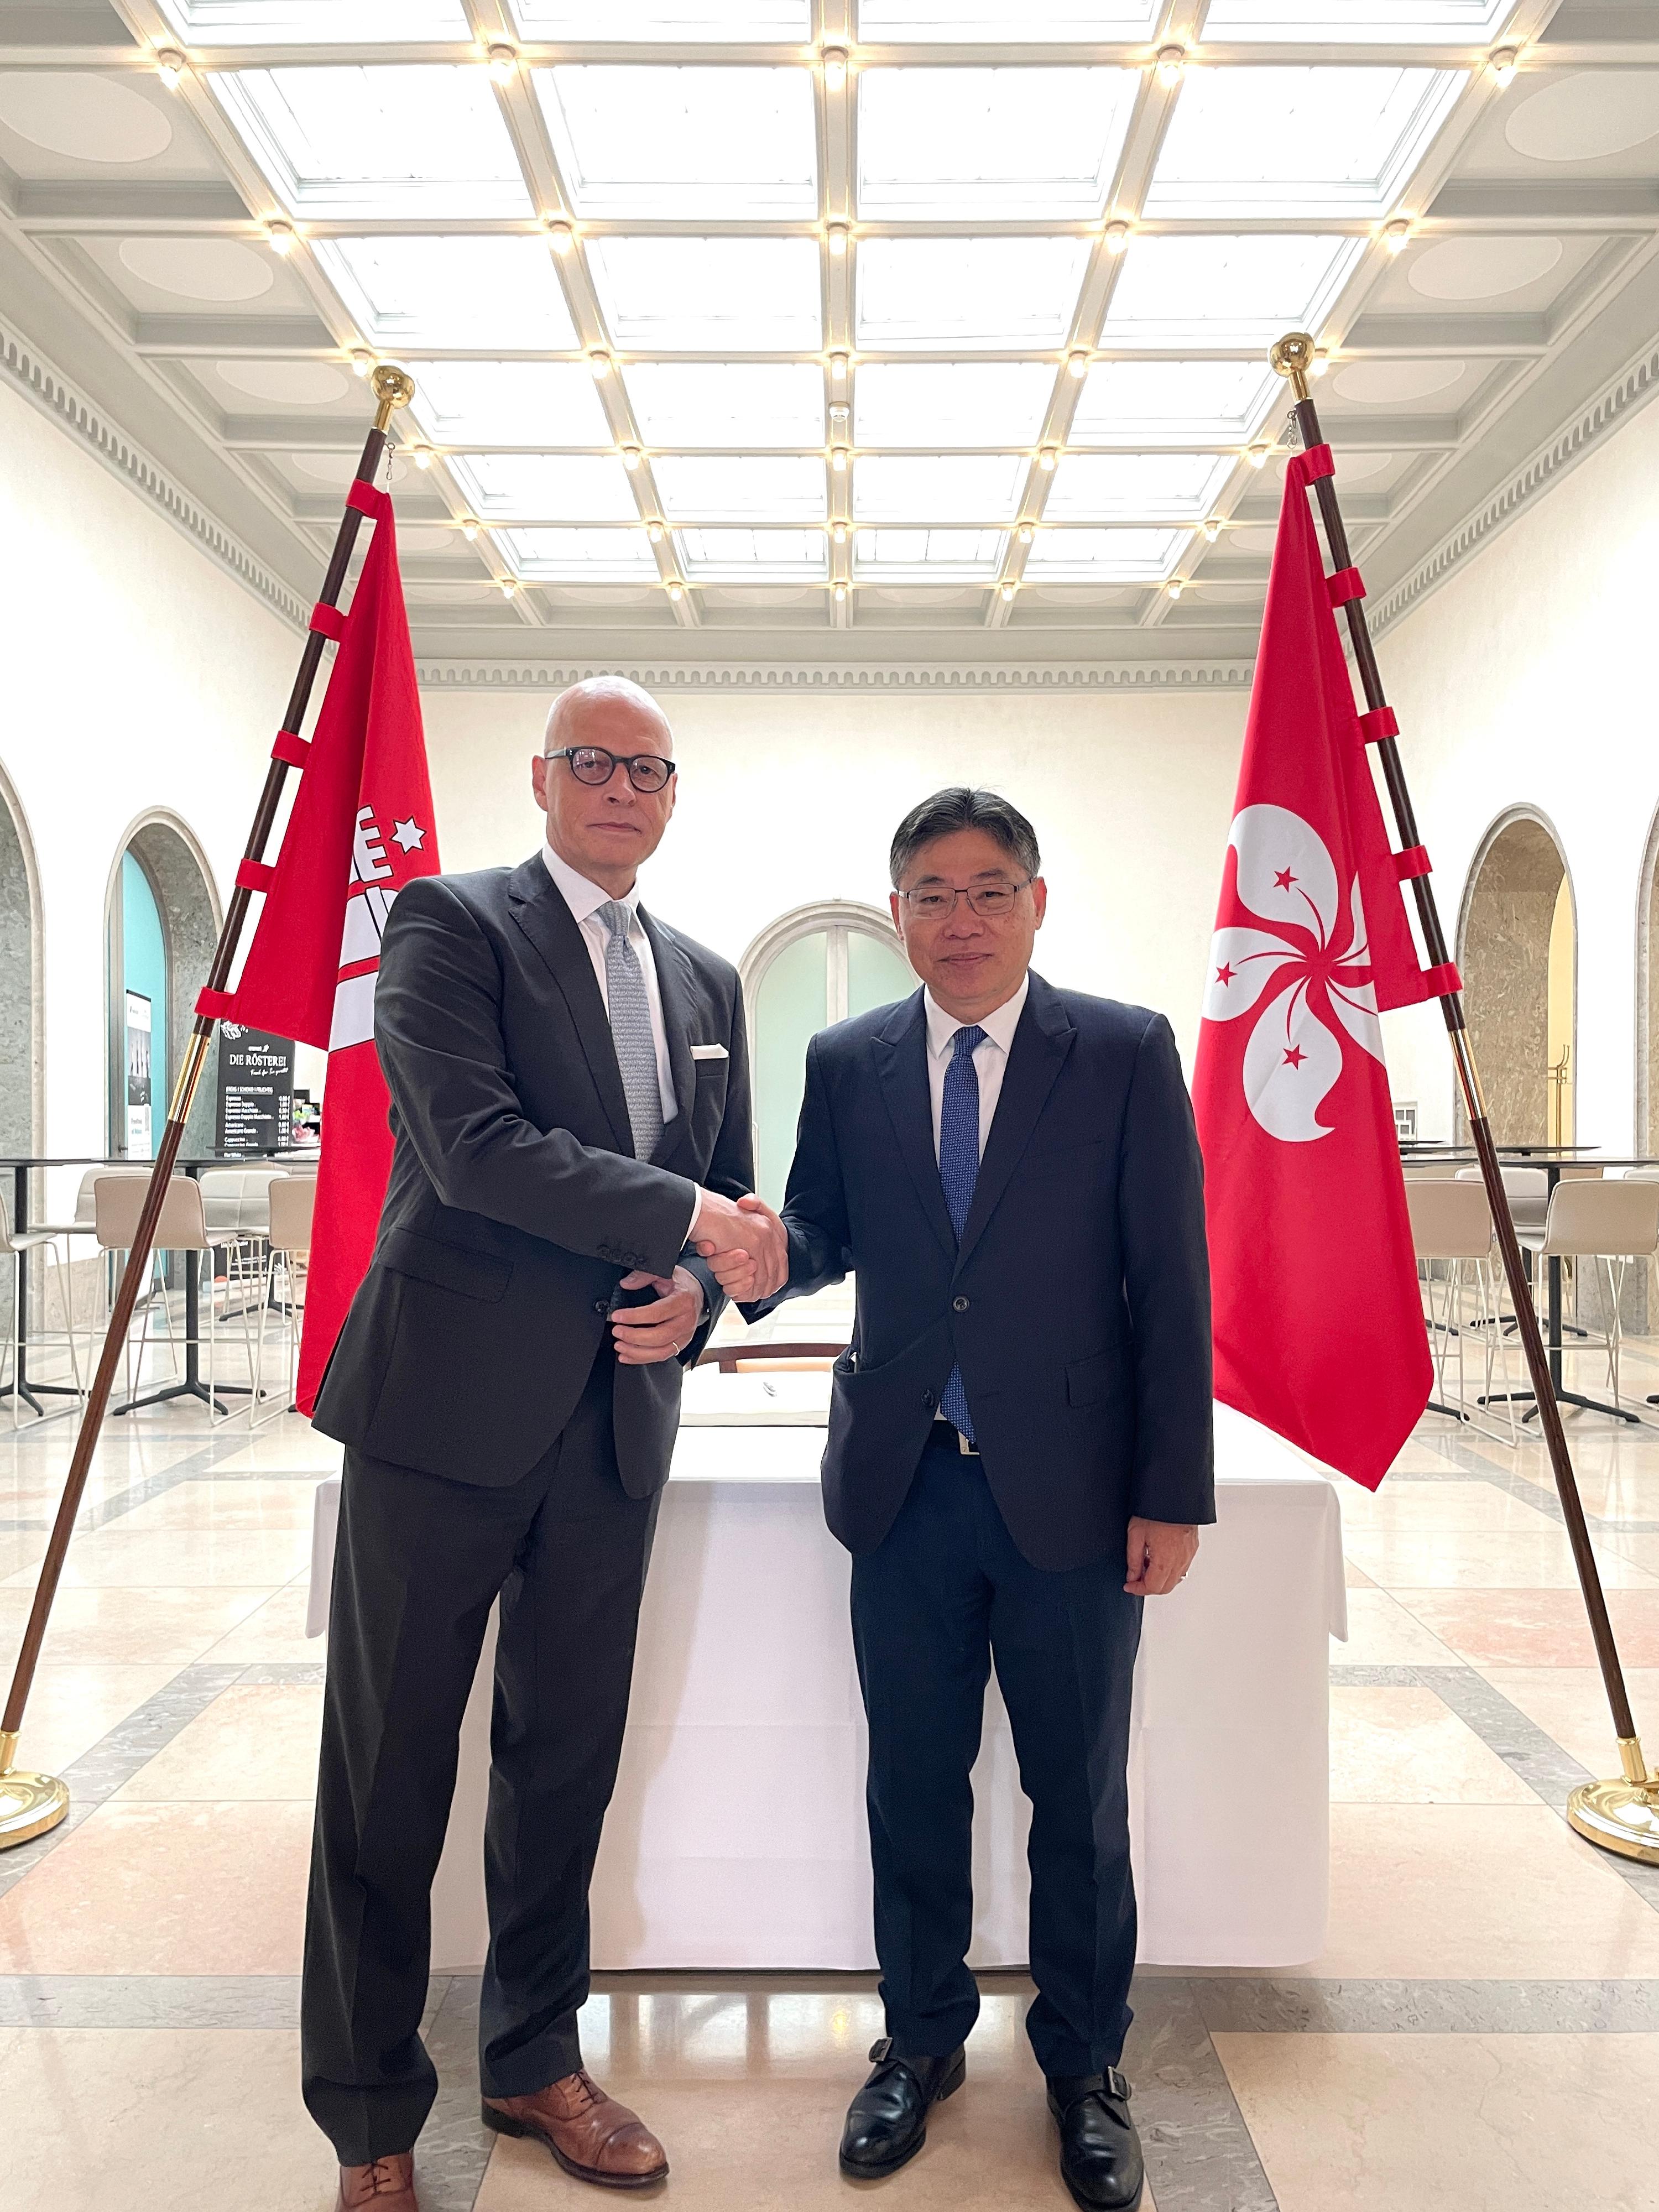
[
  {"x1": 1047, "y1": 2069, "x2": 1144, "y2": 2211},
  {"x1": 838, "y1": 2037, "x2": 966, "y2": 2177}
]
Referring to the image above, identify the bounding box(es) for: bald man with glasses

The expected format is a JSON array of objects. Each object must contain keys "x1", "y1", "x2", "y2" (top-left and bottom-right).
[{"x1": 302, "y1": 677, "x2": 786, "y2": 2212}]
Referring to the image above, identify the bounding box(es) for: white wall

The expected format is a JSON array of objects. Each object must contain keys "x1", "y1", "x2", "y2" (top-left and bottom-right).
[
  {"x1": 1377, "y1": 387, "x2": 1659, "y2": 1150},
  {"x1": 0, "y1": 377, "x2": 299, "y2": 1186},
  {"x1": 419, "y1": 680, "x2": 1251, "y2": 1067}
]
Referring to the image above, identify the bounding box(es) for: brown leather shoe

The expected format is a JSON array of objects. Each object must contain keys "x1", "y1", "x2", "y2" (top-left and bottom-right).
[
  {"x1": 482, "y1": 2070, "x2": 669, "y2": 2189},
  {"x1": 335, "y1": 2154, "x2": 418, "y2": 2210}
]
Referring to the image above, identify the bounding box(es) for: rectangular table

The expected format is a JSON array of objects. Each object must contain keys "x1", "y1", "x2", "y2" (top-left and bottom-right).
[{"x1": 309, "y1": 1400, "x2": 1344, "y2": 1973}]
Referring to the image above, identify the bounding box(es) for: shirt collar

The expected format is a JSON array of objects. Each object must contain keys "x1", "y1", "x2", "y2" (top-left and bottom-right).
[
  {"x1": 541, "y1": 839, "x2": 635, "y2": 930},
  {"x1": 923, "y1": 972, "x2": 1029, "y2": 1061}
]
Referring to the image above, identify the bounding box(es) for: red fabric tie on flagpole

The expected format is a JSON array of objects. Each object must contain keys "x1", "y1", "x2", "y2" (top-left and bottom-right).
[
  {"x1": 1191, "y1": 449, "x2": 1432, "y2": 1489},
  {"x1": 215, "y1": 497, "x2": 440, "y2": 1414}
]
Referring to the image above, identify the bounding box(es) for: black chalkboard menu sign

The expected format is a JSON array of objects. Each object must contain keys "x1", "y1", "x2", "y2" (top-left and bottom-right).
[{"x1": 216, "y1": 1024, "x2": 296, "y2": 1158}]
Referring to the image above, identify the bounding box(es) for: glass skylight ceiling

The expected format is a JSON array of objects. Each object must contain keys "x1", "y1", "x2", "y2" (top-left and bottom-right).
[
  {"x1": 857, "y1": 70, "x2": 1140, "y2": 221},
  {"x1": 191, "y1": 11, "x2": 1478, "y2": 622}
]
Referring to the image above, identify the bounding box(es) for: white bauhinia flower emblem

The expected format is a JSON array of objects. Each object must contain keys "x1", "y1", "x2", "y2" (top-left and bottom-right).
[{"x1": 1202, "y1": 803, "x2": 1385, "y2": 1143}]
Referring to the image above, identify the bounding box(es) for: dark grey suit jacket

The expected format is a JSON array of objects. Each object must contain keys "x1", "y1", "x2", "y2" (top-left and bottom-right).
[
  {"x1": 749, "y1": 973, "x2": 1213, "y2": 1572},
  {"x1": 311, "y1": 853, "x2": 754, "y2": 1490}
]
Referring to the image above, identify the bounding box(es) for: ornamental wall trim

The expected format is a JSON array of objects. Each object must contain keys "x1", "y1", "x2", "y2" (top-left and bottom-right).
[
  {"x1": 413, "y1": 659, "x2": 1258, "y2": 692},
  {"x1": 0, "y1": 314, "x2": 307, "y2": 632}
]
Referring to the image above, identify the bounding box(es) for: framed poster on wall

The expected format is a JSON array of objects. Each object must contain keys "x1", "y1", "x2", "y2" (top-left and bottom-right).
[{"x1": 124, "y1": 991, "x2": 153, "y2": 1160}]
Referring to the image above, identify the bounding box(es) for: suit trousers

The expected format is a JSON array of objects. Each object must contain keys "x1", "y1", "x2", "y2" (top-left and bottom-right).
[
  {"x1": 849, "y1": 1427, "x2": 1142, "y2": 2080},
  {"x1": 301, "y1": 1347, "x2": 660, "y2": 2165}
]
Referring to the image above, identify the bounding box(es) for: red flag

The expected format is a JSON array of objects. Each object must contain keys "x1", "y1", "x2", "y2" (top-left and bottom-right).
[
  {"x1": 219, "y1": 488, "x2": 439, "y2": 1413},
  {"x1": 1191, "y1": 447, "x2": 1432, "y2": 1488}
]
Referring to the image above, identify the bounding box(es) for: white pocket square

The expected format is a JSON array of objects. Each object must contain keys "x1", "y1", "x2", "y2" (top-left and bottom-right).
[{"x1": 690, "y1": 1043, "x2": 729, "y2": 1061}]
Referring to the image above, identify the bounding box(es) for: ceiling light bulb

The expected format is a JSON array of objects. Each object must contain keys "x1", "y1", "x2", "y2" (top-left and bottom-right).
[
  {"x1": 827, "y1": 222, "x2": 849, "y2": 258},
  {"x1": 1167, "y1": 579, "x2": 1185, "y2": 600},
  {"x1": 1155, "y1": 44, "x2": 1187, "y2": 88},
  {"x1": 821, "y1": 46, "x2": 849, "y2": 91},
  {"x1": 1311, "y1": 348, "x2": 1330, "y2": 378},
  {"x1": 829, "y1": 402, "x2": 849, "y2": 424},
  {"x1": 828, "y1": 352, "x2": 848, "y2": 382},
  {"x1": 264, "y1": 220, "x2": 296, "y2": 255},
  {"x1": 1016, "y1": 523, "x2": 1034, "y2": 544},
  {"x1": 461, "y1": 518, "x2": 479, "y2": 541},
  {"x1": 1000, "y1": 582, "x2": 1016, "y2": 602},
  {"x1": 1067, "y1": 351, "x2": 1089, "y2": 379},
  {"x1": 1488, "y1": 46, "x2": 1519, "y2": 86},
  {"x1": 155, "y1": 47, "x2": 186, "y2": 88},
  {"x1": 621, "y1": 446, "x2": 643, "y2": 471},
  {"x1": 831, "y1": 521, "x2": 848, "y2": 545},
  {"x1": 411, "y1": 444, "x2": 434, "y2": 470},
  {"x1": 831, "y1": 446, "x2": 849, "y2": 473},
  {"x1": 1201, "y1": 517, "x2": 1221, "y2": 542},
  {"x1": 547, "y1": 220, "x2": 575, "y2": 255},
  {"x1": 486, "y1": 41, "x2": 518, "y2": 82},
  {"x1": 349, "y1": 349, "x2": 375, "y2": 378},
  {"x1": 1247, "y1": 443, "x2": 1271, "y2": 469},
  {"x1": 499, "y1": 578, "x2": 517, "y2": 597},
  {"x1": 667, "y1": 582, "x2": 684, "y2": 602},
  {"x1": 647, "y1": 522, "x2": 664, "y2": 544},
  {"x1": 1383, "y1": 217, "x2": 1412, "y2": 254},
  {"x1": 833, "y1": 582, "x2": 848, "y2": 602},
  {"x1": 1037, "y1": 447, "x2": 1058, "y2": 472},
  {"x1": 588, "y1": 351, "x2": 612, "y2": 378},
  {"x1": 1103, "y1": 220, "x2": 1131, "y2": 255}
]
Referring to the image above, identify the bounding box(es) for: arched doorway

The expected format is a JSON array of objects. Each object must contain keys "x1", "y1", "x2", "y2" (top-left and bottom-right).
[
  {"x1": 1457, "y1": 810, "x2": 1575, "y2": 1147},
  {"x1": 742, "y1": 902, "x2": 915, "y2": 1209},
  {"x1": 0, "y1": 767, "x2": 42, "y2": 1359},
  {"x1": 105, "y1": 816, "x2": 222, "y2": 1158}
]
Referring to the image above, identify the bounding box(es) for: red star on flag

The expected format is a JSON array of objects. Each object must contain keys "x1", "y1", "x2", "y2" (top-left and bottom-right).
[
  {"x1": 1215, "y1": 962, "x2": 1235, "y2": 987},
  {"x1": 1274, "y1": 867, "x2": 1296, "y2": 890},
  {"x1": 1283, "y1": 1045, "x2": 1306, "y2": 1068}
]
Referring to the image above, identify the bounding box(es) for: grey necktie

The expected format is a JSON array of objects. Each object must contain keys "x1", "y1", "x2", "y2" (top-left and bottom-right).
[{"x1": 598, "y1": 899, "x2": 665, "y2": 1161}]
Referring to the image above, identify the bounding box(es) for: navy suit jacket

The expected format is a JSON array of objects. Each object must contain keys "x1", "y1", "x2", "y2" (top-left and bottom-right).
[{"x1": 752, "y1": 972, "x2": 1214, "y2": 1572}]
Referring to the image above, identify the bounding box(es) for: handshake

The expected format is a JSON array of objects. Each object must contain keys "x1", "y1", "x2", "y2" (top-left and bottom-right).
[{"x1": 691, "y1": 1188, "x2": 790, "y2": 1303}]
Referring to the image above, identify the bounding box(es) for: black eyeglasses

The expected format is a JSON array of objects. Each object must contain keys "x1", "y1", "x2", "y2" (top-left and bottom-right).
[
  {"x1": 546, "y1": 745, "x2": 676, "y2": 794},
  {"x1": 899, "y1": 880, "x2": 1032, "y2": 920}
]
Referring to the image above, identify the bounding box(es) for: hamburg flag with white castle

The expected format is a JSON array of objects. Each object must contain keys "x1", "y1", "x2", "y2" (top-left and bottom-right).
[
  {"x1": 1192, "y1": 445, "x2": 1432, "y2": 1488},
  {"x1": 210, "y1": 482, "x2": 438, "y2": 1415}
]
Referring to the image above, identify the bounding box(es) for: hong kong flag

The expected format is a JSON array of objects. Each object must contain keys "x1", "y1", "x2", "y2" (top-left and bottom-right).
[
  {"x1": 215, "y1": 484, "x2": 439, "y2": 1414},
  {"x1": 1191, "y1": 446, "x2": 1432, "y2": 1488}
]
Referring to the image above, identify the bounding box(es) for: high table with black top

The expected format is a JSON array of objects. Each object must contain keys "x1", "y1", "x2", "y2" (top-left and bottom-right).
[
  {"x1": 1402, "y1": 1143, "x2": 1659, "y2": 1424},
  {"x1": 0, "y1": 1151, "x2": 316, "y2": 1418}
]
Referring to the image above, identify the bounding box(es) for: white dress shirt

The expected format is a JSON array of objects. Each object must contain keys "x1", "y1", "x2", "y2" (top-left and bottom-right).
[
  {"x1": 922, "y1": 974, "x2": 1030, "y2": 1162},
  {"x1": 541, "y1": 841, "x2": 678, "y2": 1125}
]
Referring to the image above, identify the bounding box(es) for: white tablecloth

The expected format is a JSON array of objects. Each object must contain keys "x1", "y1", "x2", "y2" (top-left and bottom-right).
[{"x1": 309, "y1": 1401, "x2": 1345, "y2": 1973}]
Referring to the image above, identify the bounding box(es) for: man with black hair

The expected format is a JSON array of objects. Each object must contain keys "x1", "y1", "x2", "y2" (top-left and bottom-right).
[{"x1": 702, "y1": 788, "x2": 1213, "y2": 2212}]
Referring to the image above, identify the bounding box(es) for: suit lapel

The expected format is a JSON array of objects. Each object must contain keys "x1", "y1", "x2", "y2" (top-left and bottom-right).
[
  {"x1": 505, "y1": 854, "x2": 634, "y2": 1155},
  {"x1": 638, "y1": 905, "x2": 697, "y2": 1171},
  {"x1": 955, "y1": 972, "x2": 1076, "y2": 1272},
  {"x1": 873, "y1": 990, "x2": 957, "y2": 1264}
]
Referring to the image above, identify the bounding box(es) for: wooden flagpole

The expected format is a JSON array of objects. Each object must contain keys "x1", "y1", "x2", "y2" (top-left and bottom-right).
[
  {"x1": 1269, "y1": 331, "x2": 1658, "y2": 1864},
  {"x1": 0, "y1": 365, "x2": 415, "y2": 1849}
]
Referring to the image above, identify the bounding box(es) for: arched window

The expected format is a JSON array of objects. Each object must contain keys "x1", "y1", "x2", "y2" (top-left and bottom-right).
[
  {"x1": 742, "y1": 902, "x2": 915, "y2": 1207},
  {"x1": 106, "y1": 818, "x2": 221, "y2": 1159},
  {"x1": 1456, "y1": 807, "x2": 1575, "y2": 1147}
]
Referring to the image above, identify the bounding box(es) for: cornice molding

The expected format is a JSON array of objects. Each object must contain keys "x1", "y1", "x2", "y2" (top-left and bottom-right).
[
  {"x1": 414, "y1": 658, "x2": 1257, "y2": 692},
  {"x1": 1369, "y1": 332, "x2": 1659, "y2": 640},
  {"x1": 0, "y1": 315, "x2": 307, "y2": 633}
]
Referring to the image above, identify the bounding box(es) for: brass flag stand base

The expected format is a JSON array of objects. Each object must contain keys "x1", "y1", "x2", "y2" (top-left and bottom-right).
[
  {"x1": 0, "y1": 364, "x2": 415, "y2": 1850},
  {"x1": 1269, "y1": 330, "x2": 1656, "y2": 1867}
]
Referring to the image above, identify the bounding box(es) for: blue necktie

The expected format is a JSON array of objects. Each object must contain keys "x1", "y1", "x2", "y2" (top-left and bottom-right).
[{"x1": 938, "y1": 1024, "x2": 985, "y2": 1442}]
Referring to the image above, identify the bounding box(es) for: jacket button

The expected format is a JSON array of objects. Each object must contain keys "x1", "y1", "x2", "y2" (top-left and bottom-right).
[
  {"x1": 952, "y1": 1295, "x2": 969, "y2": 1313},
  {"x1": 593, "y1": 1298, "x2": 609, "y2": 1316},
  {"x1": 922, "y1": 1391, "x2": 936, "y2": 1410}
]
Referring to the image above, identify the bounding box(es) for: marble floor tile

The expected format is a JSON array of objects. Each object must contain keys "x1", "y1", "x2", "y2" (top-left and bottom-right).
[
  {"x1": 1333, "y1": 1589, "x2": 1463, "y2": 1667},
  {"x1": 4, "y1": 1524, "x2": 312, "y2": 1588},
  {"x1": 1478, "y1": 1665, "x2": 1659, "y2": 1776},
  {"x1": 8, "y1": 1661, "x2": 179, "y2": 1776},
  {"x1": 0, "y1": 1799, "x2": 311, "y2": 1974},
  {"x1": 1329, "y1": 1686, "x2": 1538, "y2": 1805},
  {"x1": 1214, "y1": 2030, "x2": 1659, "y2": 2212},
  {"x1": 1386, "y1": 1443, "x2": 1465, "y2": 1474},
  {"x1": 1392, "y1": 1587, "x2": 1659, "y2": 1667},
  {"x1": 1343, "y1": 1558, "x2": 1375, "y2": 1588},
  {"x1": 114, "y1": 1477, "x2": 325, "y2": 1531},
  {"x1": 204, "y1": 1426, "x2": 346, "y2": 1475},
  {"x1": 0, "y1": 2027, "x2": 336, "y2": 2212},
  {"x1": 114, "y1": 1682, "x2": 322, "y2": 1801},
  {"x1": 0, "y1": 1528, "x2": 46, "y2": 1578},
  {"x1": 0, "y1": 1583, "x2": 269, "y2": 1665},
  {"x1": 1335, "y1": 1479, "x2": 1557, "y2": 1532},
  {"x1": 197, "y1": 1579, "x2": 319, "y2": 1663},
  {"x1": 1340, "y1": 1525, "x2": 1654, "y2": 1590},
  {"x1": 1295, "y1": 1803, "x2": 1659, "y2": 1980}
]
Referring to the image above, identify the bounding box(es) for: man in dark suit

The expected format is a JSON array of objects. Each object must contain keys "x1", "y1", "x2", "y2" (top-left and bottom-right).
[
  {"x1": 702, "y1": 787, "x2": 1213, "y2": 2212},
  {"x1": 302, "y1": 676, "x2": 786, "y2": 2212}
]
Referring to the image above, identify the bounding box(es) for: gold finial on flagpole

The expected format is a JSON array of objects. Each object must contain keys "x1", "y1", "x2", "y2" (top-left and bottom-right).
[
  {"x1": 1269, "y1": 331, "x2": 1315, "y2": 402},
  {"x1": 371, "y1": 363, "x2": 415, "y2": 434}
]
